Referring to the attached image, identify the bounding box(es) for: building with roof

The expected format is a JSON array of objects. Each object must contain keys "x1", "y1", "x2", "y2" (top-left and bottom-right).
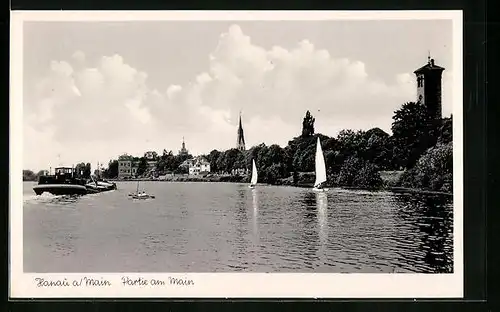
[
  {"x1": 118, "y1": 154, "x2": 134, "y2": 179},
  {"x1": 414, "y1": 55, "x2": 445, "y2": 120},
  {"x1": 187, "y1": 156, "x2": 211, "y2": 176}
]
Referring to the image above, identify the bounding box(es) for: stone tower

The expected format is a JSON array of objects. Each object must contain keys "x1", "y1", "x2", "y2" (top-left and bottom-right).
[
  {"x1": 414, "y1": 55, "x2": 445, "y2": 120},
  {"x1": 236, "y1": 113, "x2": 246, "y2": 151}
]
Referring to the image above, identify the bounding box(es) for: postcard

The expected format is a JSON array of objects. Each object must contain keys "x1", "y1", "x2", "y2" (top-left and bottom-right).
[{"x1": 11, "y1": 10, "x2": 463, "y2": 298}]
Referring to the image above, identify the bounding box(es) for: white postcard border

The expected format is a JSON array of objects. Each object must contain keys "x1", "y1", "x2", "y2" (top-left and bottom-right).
[{"x1": 10, "y1": 10, "x2": 464, "y2": 298}]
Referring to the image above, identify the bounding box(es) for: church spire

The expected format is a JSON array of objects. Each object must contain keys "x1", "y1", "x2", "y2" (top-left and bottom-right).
[
  {"x1": 179, "y1": 136, "x2": 188, "y2": 156},
  {"x1": 236, "y1": 111, "x2": 246, "y2": 151}
]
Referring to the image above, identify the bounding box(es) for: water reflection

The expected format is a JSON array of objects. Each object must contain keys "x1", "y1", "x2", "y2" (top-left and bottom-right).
[
  {"x1": 251, "y1": 189, "x2": 259, "y2": 239},
  {"x1": 297, "y1": 191, "x2": 321, "y2": 269},
  {"x1": 316, "y1": 192, "x2": 328, "y2": 250},
  {"x1": 394, "y1": 194, "x2": 453, "y2": 273},
  {"x1": 232, "y1": 187, "x2": 249, "y2": 268},
  {"x1": 24, "y1": 180, "x2": 454, "y2": 273},
  {"x1": 316, "y1": 192, "x2": 328, "y2": 260},
  {"x1": 301, "y1": 192, "x2": 318, "y2": 220}
]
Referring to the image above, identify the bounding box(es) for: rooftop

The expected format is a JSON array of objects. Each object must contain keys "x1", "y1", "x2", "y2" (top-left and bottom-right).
[{"x1": 414, "y1": 58, "x2": 445, "y2": 74}]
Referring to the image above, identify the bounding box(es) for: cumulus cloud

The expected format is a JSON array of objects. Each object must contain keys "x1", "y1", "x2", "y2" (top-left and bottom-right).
[
  {"x1": 175, "y1": 25, "x2": 416, "y2": 127},
  {"x1": 24, "y1": 24, "x2": 450, "y2": 169},
  {"x1": 72, "y1": 50, "x2": 86, "y2": 64}
]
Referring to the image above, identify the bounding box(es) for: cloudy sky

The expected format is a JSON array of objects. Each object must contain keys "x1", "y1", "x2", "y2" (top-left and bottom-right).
[{"x1": 23, "y1": 19, "x2": 453, "y2": 171}]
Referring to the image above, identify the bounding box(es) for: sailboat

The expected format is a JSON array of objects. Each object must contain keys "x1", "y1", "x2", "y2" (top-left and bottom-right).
[
  {"x1": 312, "y1": 137, "x2": 329, "y2": 192},
  {"x1": 129, "y1": 180, "x2": 155, "y2": 199},
  {"x1": 249, "y1": 159, "x2": 258, "y2": 189}
]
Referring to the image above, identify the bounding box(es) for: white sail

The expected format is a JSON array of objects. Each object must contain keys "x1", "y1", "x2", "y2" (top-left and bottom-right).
[
  {"x1": 314, "y1": 137, "x2": 327, "y2": 188},
  {"x1": 251, "y1": 159, "x2": 258, "y2": 185}
]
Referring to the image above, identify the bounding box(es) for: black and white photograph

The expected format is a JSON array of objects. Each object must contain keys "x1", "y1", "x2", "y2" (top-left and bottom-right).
[{"x1": 11, "y1": 11, "x2": 463, "y2": 298}]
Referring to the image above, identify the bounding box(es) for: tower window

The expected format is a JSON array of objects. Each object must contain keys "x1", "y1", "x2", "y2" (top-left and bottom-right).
[{"x1": 417, "y1": 76, "x2": 424, "y2": 87}]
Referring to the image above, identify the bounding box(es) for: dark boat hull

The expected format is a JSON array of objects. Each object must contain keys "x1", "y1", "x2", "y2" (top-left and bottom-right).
[
  {"x1": 33, "y1": 184, "x2": 89, "y2": 196},
  {"x1": 34, "y1": 167, "x2": 117, "y2": 196},
  {"x1": 33, "y1": 183, "x2": 117, "y2": 196}
]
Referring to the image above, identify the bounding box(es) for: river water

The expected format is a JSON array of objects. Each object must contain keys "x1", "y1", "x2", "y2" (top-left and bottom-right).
[{"x1": 22, "y1": 181, "x2": 453, "y2": 273}]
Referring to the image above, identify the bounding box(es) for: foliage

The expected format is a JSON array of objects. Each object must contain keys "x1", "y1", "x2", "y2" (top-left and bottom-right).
[
  {"x1": 156, "y1": 150, "x2": 176, "y2": 173},
  {"x1": 245, "y1": 143, "x2": 266, "y2": 170},
  {"x1": 23, "y1": 170, "x2": 37, "y2": 181},
  {"x1": 23, "y1": 170, "x2": 48, "y2": 181},
  {"x1": 286, "y1": 133, "x2": 330, "y2": 174},
  {"x1": 335, "y1": 156, "x2": 364, "y2": 186},
  {"x1": 23, "y1": 169, "x2": 51, "y2": 181},
  {"x1": 174, "y1": 165, "x2": 189, "y2": 174},
  {"x1": 301, "y1": 110, "x2": 315, "y2": 137},
  {"x1": 335, "y1": 156, "x2": 382, "y2": 189},
  {"x1": 98, "y1": 104, "x2": 452, "y2": 192},
  {"x1": 398, "y1": 142, "x2": 453, "y2": 192},
  {"x1": 391, "y1": 102, "x2": 440, "y2": 169},
  {"x1": 353, "y1": 162, "x2": 383, "y2": 189},
  {"x1": 136, "y1": 157, "x2": 149, "y2": 176},
  {"x1": 262, "y1": 163, "x2": 286, "y2": 185},
  {"x1": 74, "y1": 163, "x2": 92, "y2": 178},
  {"x1": 217, "y1": 148, "x2": 244, "y2": 173},
  {"x1": 103, "y1": 160, "x2": 118, "y2": 178},
  {"x1": 437, "y1": 116, "x2": 453, "y2": 144},
  {"x1": 207, "y1": 149, "x2": 222, "y2": 173},
  {"x1": 155, "y1": 151, "x2": 193, "y2": 174},
  {"x1": 363, "y1": 128, "x2": 393, "y2": 170}
]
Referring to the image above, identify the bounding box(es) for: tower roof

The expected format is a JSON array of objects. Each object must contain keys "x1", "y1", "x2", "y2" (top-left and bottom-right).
[
  {"x1": 414, "y1": 58, "x2": 445, "y2": 74},
  {"x1": 236, "y1": 112, "x2": 246, "y2": 150}
]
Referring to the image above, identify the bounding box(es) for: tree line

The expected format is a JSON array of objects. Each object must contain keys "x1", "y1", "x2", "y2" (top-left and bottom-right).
[
  {"x1": 98, "y1": 100, "x2": 452, "y2": 192},
  {"x1": 189, "y1": 102, "x2": 451, "y2": 191},
  {"x1": 23, "y1": 170, "x2": 47, "y2": 181}
]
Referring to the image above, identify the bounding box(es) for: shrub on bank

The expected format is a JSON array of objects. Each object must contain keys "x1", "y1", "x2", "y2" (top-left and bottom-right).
[
  {"x1": 398, "y1": 142, "x2": 453, "y2": 193},
  {"x1": 335, "y1": 156, "x2": 382, "y2": 189},
  {"x1": 354, "y1": 162, "x2": 383, "y2": 189}
]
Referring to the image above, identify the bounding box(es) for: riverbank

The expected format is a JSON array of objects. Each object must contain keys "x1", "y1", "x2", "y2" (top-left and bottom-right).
[{"x1": 107, "y1": 174, "x2": 452, "y2": 196}]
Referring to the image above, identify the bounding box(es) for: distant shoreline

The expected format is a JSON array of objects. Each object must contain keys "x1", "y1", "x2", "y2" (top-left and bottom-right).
[
  {"x1": 103, "y1": 177, "x2": 452, "y2": 196},
  {"x1": 23, "y1": 175, "x2": 452, "y2": 196}
]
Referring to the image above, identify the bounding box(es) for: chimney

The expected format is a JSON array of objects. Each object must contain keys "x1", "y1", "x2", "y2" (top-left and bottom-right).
[{"x1": 430, "y1": 59, "x2": 435, "y2": 66}]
